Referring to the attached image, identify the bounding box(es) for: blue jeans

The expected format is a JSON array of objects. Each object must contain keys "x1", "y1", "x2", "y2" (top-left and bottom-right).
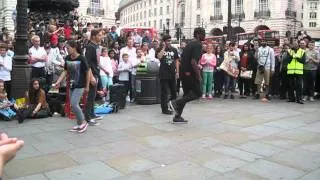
[
  {"x1": 70, "y1": 88, "x2": 85, "y2": 125},
  {"x1": 224, "y1": 72, "x2": 236, "y2": 95}
]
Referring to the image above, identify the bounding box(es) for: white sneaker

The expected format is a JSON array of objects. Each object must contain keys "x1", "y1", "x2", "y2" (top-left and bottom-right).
[
  {"x1": 310, "y1": 97, "x2": 315, "y2": 102},
  {"x1": 302, "y1": 96, "x2": 308, "y2": 101}
]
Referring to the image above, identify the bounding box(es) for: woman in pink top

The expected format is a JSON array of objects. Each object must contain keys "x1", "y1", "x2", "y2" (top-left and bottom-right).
[{"x1": 199, "y1": 43, "x2": 217, "y2": 99}]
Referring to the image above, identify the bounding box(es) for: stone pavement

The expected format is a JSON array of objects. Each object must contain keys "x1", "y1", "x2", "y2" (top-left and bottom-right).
[{"x1": 1, "y1": 98, "x2": 320, "y2": 180}]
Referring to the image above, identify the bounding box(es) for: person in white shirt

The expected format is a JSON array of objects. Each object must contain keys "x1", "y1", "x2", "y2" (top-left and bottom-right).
[
  {"x1": 119, "y1": 39, "x2": 136, "y2": 63},
  {"x1": 133, "y1": 29, "x2": 142, "y2": 46},
  {"x1": 0, "y1": 43, "x2": 13, "y2": 99},
  {"x1": 254, "y1": 39, "x2": 275, "y2": 101},
  {"x1": 45, "y1": 45, "x2": 64, "y2": 92},
  {"x1": 28, "y1": 35, "x2": 47, "y2": 79},
  {"x1": 118, "y1": 53, "x2": 132, "y2": 101},
  {"x1": 99, "y1": 48, "x2": 113, "y2": 92}
]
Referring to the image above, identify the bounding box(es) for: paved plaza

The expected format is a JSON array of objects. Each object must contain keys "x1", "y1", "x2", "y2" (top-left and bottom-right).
[{"x1": 1, "y1": 99, "x2": 320, "y2": 180}]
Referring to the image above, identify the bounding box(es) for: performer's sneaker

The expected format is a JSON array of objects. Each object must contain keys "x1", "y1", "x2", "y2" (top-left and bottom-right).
[
  {"x1": 69, "y1": 125, "x2": 81, "y2": 132},
  {"x1": 172, "y1": 116, "x2": 188, "y2": 124},
  {"x1": 88, "y1": 119, "x2": 100, "y2": 126},
  {"x1": 162, "y1": 110, "x2": 173, "y2": 115},
  {"x1": 168, "y1": 100, "x2": 179, "y2": 115},
  {"x1": 78, "y1": 122, "x2": 88, "y2": 133}
]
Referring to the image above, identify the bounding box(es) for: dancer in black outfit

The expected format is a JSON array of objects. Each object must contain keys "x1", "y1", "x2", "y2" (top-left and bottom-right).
[{"x1": 169, "y1": 28, "x2": 205, "y2": 123}]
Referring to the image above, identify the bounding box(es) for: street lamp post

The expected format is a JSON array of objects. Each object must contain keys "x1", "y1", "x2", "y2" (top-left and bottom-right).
[
  {"x1": 227, "y1": 0, "x2": 232, "y2": 41},
  {"x1": 12, "y1": 0, "x2": 31, "y2": 98}
]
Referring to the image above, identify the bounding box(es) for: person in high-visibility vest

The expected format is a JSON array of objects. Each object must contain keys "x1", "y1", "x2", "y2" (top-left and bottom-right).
[{"x1": 287, "y1": 40, "x2": 306, "y2": 104}]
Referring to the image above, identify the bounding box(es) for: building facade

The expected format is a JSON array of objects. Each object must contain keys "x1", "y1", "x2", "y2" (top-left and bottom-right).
[
  {"x1": 118, "y1": 0, "x2": 177, "y2": 36},
  {"x1": 119, "y1": 0, "x2": 306, "y2": 40},
  {"x1": 77, "y1": 0, "x2": 117, "y2": 27},
  {"x1": 301, "y1": 0, "x2": 320, "y2": 39},
  {"x1": 0, "y1": 0, "x2": 16, "y2": 32}
]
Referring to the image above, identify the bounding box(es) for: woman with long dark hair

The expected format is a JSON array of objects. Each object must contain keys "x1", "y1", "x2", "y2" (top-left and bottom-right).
[
  {"x1": 238, "y1": 43, "x2": 255, "y2": 98},
  {"x1": 17, "y1": 79, "x2": 51, "y2": 123},
  {"x1": 214, "y1": 45, "x2": 224, "y2": 97},
  {"x1": 55, "y1": 40, "x2": 90, "y2": 133}
]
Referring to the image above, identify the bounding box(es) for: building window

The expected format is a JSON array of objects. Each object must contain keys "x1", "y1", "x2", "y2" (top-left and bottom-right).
[
  {"x1": 144, "y1": 22, "x2": 146, "y2": 27},
  {"x1": 287, "y1": 0, "x2": 293, "y2": 11},
  {"x1": 140, "y1": 12, "x2": 143, "y2": 20},
  {"x1": 309, "y1": 22, "x2": 317, "y2": 27},
  {"x1": 154, "y1": 8, "x2": 157, "y2": 16},
  {"x1": 196, "y1": 14, "x2": 201, "y2": 26},
  {"x1": 301, "y1": 13, "x2": 303, "y2": 19},
  {"x1": 149, "y1": 0, "x2": 151, "y2": 5},
  {"x1": 149, "y1": 9, "x2": 152, "y2": 16},
  {"x1": 235, "y1": 0, "x2": 243, "y2": 14},
  {"x1": 166, "y1": 6, "x2": 170, "y2": 13},
  {"x1": 144, "y1": 1, "x2": 147, "y2": 7},
  {"x1": 154, "y1": 20, "x2": 157, "y2": 28},
  {"x1": 197, "y1": 0, "x2": 201, "y2": 9},
  {"x1": 258, "y1": 0, "x2": 269, "y2": 12},
  {"x1": 144, "y1": 11, "x2": 147, "y2": 18},
  {"x1": 90, "y1": 0, "x2": 101, "y2": 15},
  {"x1": 310, "y1": 12, "x2": 317, "y2": 19},
  {"x1": 160, "y1": 19, "x2": 163, "y2": 29},
  {"x1": 160, "y1": 7, "x2": 163, "y2": 15},
  {"x1": 160, "y1": 0, "x2": 163, "y2": 3},
  {"x1": 214, "y1": 0, "x2": 222, "y2": 16},
  {"x1": 154, "y1": 0, "x2": 157, "y2": 5},
  {"x1": 180, "y1": 3, "x2": 186, "y2": 25},
  {"x1": 310, "y1": 2, "x2": 317, "y2": 10},
  {"x1": 149, "y1": 21, "x2": 151, "y2": 26}
]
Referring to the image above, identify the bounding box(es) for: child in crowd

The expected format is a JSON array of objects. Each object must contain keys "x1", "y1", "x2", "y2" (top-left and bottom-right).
[
  {"x1": 223, "y1": 42, "x2": 240, "y2": 99},
  {"x1": 0, "y1": 80, "x2": 16, "y2": 121},
  {"x1": 99, "y1": 48, "x2": 113, "y2": 101},
  {"x1": 0, "y1": 43, "x2": 12, "y2": 99},
  {"x1": 199, "y1": 43, "x2": 217, "y2": 99},
  {"x1": 109, "y1": 49, "x2": 119, "y2": 84},
  {"x1": 118, "y1": 53, "x2": 132, "y2": 101}
]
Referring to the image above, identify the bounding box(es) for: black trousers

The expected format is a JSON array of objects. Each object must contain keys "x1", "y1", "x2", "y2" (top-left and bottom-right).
[
  {"x1": 214, "y1": 70, "x2": 224, "y2": 95},
  {"x1": 4, "y1": 81, "x2": 11, "y2": 100},
  {"x1": 238, "y1": 77, "x2": 251, "y2": 96},
  {"x1": 303, "y1": 70, "x2": 317, "y2": 97},
  {"x1": 251, "y1": 70, "x2": 257, "y2": 95},
  {"x1": 176, "y1": 78, "x2": 181, "y2": 94},
  {"x1": 160, "y1": 79, "x2": 176, "y2": 112},
  {"x1": 31, "y1": 67, "x2": 46, "y2": 79},
  {"x1": 85, "y1": 76, "x2": 98, "y2": 121},
  {"x1": 46, "y1": 74, "x2": 53, "y2": 93},
  {"x1": 279, "y1": 70, "x2": 289, "y2": 98},
  {"x1": 175, "y1": 75, "x2": 201, "y2": 117},
  {"x1": 288, "y1": 74, "x2": 303, "y2": 101}
]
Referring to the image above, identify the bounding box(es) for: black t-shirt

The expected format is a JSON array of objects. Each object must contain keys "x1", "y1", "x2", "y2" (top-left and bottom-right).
[
  {"x1": 158, "y1": 46, "x2": 179, "y2": 79},
  {"x1": 85, "y1": 42, "x2": 100, "y2": 77},
  {"x1": 181, "y1": 40, "x2": 202, "y2": 77},
  {"x1": 64, "y1": 55, "x2": 89, "y2": 89}
]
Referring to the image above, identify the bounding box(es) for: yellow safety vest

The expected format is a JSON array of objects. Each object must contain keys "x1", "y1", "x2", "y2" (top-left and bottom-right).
[{"x1": 287, "y1": 48, "x2": 305, "y2": 75}]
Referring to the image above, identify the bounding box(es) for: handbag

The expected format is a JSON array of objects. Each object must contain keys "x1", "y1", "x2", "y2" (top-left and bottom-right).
[
  {"x1": 240, "y1": 70, "x2": 253, "y2": 79},
  {"x1": 220, "y1": 56, "x2": 239, "y2": 78}
]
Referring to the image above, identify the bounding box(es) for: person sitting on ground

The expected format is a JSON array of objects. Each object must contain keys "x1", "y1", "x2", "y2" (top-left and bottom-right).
[
  {"x1": 17, "y1": 79, "x2": 51, "y2": 123},
  {"x1": 0, "y1": 80, "x2": 17, "y2": 121}
]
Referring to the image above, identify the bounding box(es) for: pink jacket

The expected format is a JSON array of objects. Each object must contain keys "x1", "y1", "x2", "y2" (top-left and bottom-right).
[{"x1": 200, "y1": 53, "x2": 217, "y2": 71}]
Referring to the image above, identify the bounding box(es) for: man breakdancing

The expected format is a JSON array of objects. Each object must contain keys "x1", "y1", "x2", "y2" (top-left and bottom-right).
[{"x1": 169, "y1": 27, "x2": 205, "y2": 123}]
